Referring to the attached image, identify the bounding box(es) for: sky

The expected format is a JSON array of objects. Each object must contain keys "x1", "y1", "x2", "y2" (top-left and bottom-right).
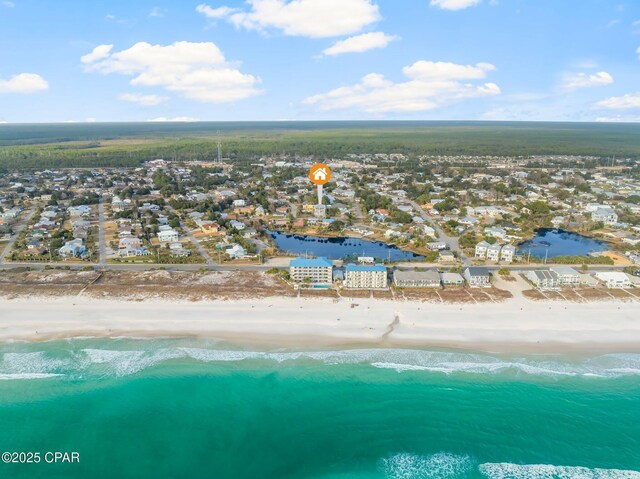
[{"x1": 1, "y1": 0, "x2": 640, "y2": 123}]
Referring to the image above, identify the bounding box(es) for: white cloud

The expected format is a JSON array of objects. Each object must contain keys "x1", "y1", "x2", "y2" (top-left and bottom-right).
[
  {"x1": 321, "y1": 32, "x2": 398, "y2": 56},
  {"x1": 197, "y1": 0, "x2": 381, "y2": 38},
  {"x1": 81, "y1": 44, "x2": 113, "y2": 64},
  {"x1": 2, "y1": 1, "x2": 15, "y2": 7},
  {"x1": 561, "y1": 71, "x2": 613, "y2": 90},
  {"x1": 149, "y1": 7, "x2": 167, "y2": 17},
  {"x1": 196, "y1": 4, "x2": 238, "y2": 19},
  {"x1": 0, "y1": 73, "x2": 48, "y2": 93},
  {"x1": 148, "y1": 116, "x2": 200, "y2": 122},
  {"x1": 402, "y1": 61, "x2": 495, "y2": 80},
  {"x1": 430, "y1": 0, "x2": 481, "y2": 11},
  {"x1": 82, "y1": 41, "x2": 262, "y2": 103},
  {"x1": 303, "y1": 60, "x2": 500, "y2": 113},
  {"x1": 119, "y1": 93, "x2": 169, "y2": 106},
  {"x1": 604, "y1": 19, "x2": 620, "y2": 28},
  {"x1": 594, "y1": 93, "x2": 640, "y2": 110},
  {"x1": 637, "y1": 45, "x2": 640, "y2": 58},
  {"x1": 595, "y1": 115, "x2": 640, "y2": 122}
]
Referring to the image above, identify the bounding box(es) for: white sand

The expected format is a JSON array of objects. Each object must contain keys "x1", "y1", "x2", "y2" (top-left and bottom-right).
[{"x1": 1, "y1": 295, "x2": 639, "y2": 352}]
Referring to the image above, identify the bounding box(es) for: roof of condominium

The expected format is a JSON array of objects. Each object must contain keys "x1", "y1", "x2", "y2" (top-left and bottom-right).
[
  {"x1": 289, "y1": 257, "x2": 333, "y2": 268},
  {"x1": 345, "y1": 263, "x2": 387, "y2": 273}
]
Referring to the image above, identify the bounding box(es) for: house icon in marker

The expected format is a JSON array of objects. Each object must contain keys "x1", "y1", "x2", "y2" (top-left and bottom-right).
[
  {"x1": 313, "y1": 168, "x2": 327, "y2": 181},
  {"x1": 309, "y1": 163, "x2": 331, "y2": 185}
]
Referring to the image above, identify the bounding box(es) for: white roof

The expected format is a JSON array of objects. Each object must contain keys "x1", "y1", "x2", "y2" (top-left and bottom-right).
[{"x1": 594, "y1": 272, "x2": 629, "y2": 280}]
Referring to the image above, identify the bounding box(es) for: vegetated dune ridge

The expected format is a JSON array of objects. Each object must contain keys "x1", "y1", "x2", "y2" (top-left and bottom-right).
[{"x1": 0, "y1": 269, "x2": 638, "y2": 353}]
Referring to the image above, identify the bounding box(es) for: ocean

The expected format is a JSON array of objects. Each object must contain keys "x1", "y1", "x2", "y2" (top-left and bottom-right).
[{"x1": 0, "y1": 338, "x2": 638, "y2": 479}]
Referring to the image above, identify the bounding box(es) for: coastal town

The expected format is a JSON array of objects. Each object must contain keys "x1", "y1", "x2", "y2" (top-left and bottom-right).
[{"x1": 1, "y1": 152, "x2": 640, "y2": 298}]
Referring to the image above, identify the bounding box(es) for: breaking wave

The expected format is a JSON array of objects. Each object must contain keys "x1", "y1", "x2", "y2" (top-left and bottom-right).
[
  {"x1": 0, "y1": 341, "x2": 639, "y2": 379},
  {"x1": 379, "y1": 453, "x2": 640, "y2": 479}
]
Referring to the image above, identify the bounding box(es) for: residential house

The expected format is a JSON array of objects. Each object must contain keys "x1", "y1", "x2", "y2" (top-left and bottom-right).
[
  {"x1": 438, "y1": 250, "x2": 456, "y2": 263},
  {"x1": 592, "y1": 207, "x2": 618, "y2": 225},
  {"x1": 475, "y1": 241, "x2": 490, "y2": 259},
  {"x1": 313, "y1": 204, "x2": 327, "y2": 218},
  {"x1": 594, "y1": 272, "x2": 632, "y2": 289},
  {"x1": 526, "y1": 270, "x2": 560, "y2": 290},
  {"x1": 464, "y1": 267, "x2": 491, "y2": 288},
  {"x1": 550, "y1": 266, "x2": 580, "y2": 286},
  {"x1": 423, "y1": 225, "x2": 436, "y2": 237},
  {"x1": 58, "y1": 238, "x2": 86, "y2": 258},
  {"x1": 224, "y1": 244, "x2": 247, "y2": 259},
  {"x1": 484, "y1": 226, "x2": 508, "y2": 240},
  {"x1": 440, "y1": 272, "x2": 465, "y2": 286},
  {"x1": 200, "y1": 223, "x2": 221, "y2": 235},
  {"x1": 158, "y1": 229, "x2": 179, "y2": 243},
  {"x1": 486, "y1": 243, "x2": 502, "y2": 262},
  {"x1": 427, "y1": 241, "x2": 447, "y2": 251},
  {"x1": 229, "y1": 220, "x2": 246, "y2": 231},
  {"x1": 500, "y1": 244, "x2": 516, "y2": 263}
]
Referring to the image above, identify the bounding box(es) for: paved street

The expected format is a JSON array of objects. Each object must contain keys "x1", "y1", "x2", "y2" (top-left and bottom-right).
[
  {"x1": 98, "y1": 197, "x2": 107, "y2": 267},
  {"x1": 404, "y1": 198, "x2": 471, "y2": 266},
  {"x1": 165, "y1": 205, "x2": 215, "y2": 266}
]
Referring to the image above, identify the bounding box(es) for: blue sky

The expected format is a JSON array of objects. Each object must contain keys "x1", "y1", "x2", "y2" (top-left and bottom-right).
[{"x1": 1, "y1": 0, "x2": 639, "y2": 123}]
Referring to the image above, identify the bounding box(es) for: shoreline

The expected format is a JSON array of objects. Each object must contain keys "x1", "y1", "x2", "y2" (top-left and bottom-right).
[{"x1": 1, "y1": 295, "x2": 639, "y2": 353}]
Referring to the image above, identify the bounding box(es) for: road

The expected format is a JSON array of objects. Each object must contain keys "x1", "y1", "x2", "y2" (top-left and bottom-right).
[
  {"x1": 166, "y1": 206, "x2": 214, "y2": 266},
  {"x1": 97, "y1": 197, "x2": 107, "y2": 266},
  {"x1": 404, "y1": 198, "x2": 471, "y2": 266},
  {"x1": 0, "y1": 206, "x2": 37, "y2": 264},
  {"x1": 0, "y1": 260, "x2": 627, "y2": 273}
]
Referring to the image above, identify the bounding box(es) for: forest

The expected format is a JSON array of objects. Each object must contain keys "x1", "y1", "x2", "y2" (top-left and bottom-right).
[{"x1": 1, "y1": 121, "x2": 640, "y2": 170}]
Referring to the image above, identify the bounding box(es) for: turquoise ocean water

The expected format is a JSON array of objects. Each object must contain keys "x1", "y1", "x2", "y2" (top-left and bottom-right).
[{"x1": 0, "y1": 338, "x2": 639, "y2": 479}]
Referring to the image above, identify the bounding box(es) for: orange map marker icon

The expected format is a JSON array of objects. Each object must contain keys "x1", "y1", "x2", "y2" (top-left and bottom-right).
[{"x1": 309, "y1": 164, "x2": 331, "y2": 185}]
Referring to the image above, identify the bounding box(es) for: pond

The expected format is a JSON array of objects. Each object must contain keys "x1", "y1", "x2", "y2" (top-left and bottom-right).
[
  {"x1": 267, "y1": 230, "x2": 424, "y2": 262},
  {"x1": 517, "y1": 228, "x2": 608, "y2": 258}
]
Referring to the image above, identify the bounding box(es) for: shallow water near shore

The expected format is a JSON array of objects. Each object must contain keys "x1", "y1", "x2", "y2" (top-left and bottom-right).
[{"x1": 0, "y1": 338, "x2": 639, "y2": 478}]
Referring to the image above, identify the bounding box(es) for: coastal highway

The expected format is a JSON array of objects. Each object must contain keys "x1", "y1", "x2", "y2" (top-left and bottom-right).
[{"x1": 0, "y1": 261, "x2": 628, "y2": 273}]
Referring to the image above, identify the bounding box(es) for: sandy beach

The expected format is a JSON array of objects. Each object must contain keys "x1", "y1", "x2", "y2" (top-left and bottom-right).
[{"x1": 1, "y1": 294, "x2": 639, "y2": 353}]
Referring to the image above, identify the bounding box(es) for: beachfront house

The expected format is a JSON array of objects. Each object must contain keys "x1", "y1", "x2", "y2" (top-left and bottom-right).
[
  {"x1": 526, "y1": 270, "x2": 560, "y2": 290},
  {"x1": 550, "y1": 266, "x2": 580, "y2": 286},
  {"x1": 463, "y1": 267, "x2": 491, "y2": 288},
  {"x1": 475, "y1": 241, "x2": 490, "y2": 259},
  {"x1": 440, "y1": 272, "x2": 465, "y2": 286},
  {"x1": 58, "y1": 238, "x2": 86, "y2": 258},
  {"x1": 594, "y1": 272, "x2": 632, "y2": 289},
  {"x1": 393, "y1": 269, "x2": 440, "y2": 288},
  {"x1": 289, "y1": 257, "x2": 333, "y2": 287},
  {"x1": 226, "y1": 244, "x2": 247, "y2": 259},
  {"x1": 344, "y1": 264, "x2": 388, "y2": 289}
]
